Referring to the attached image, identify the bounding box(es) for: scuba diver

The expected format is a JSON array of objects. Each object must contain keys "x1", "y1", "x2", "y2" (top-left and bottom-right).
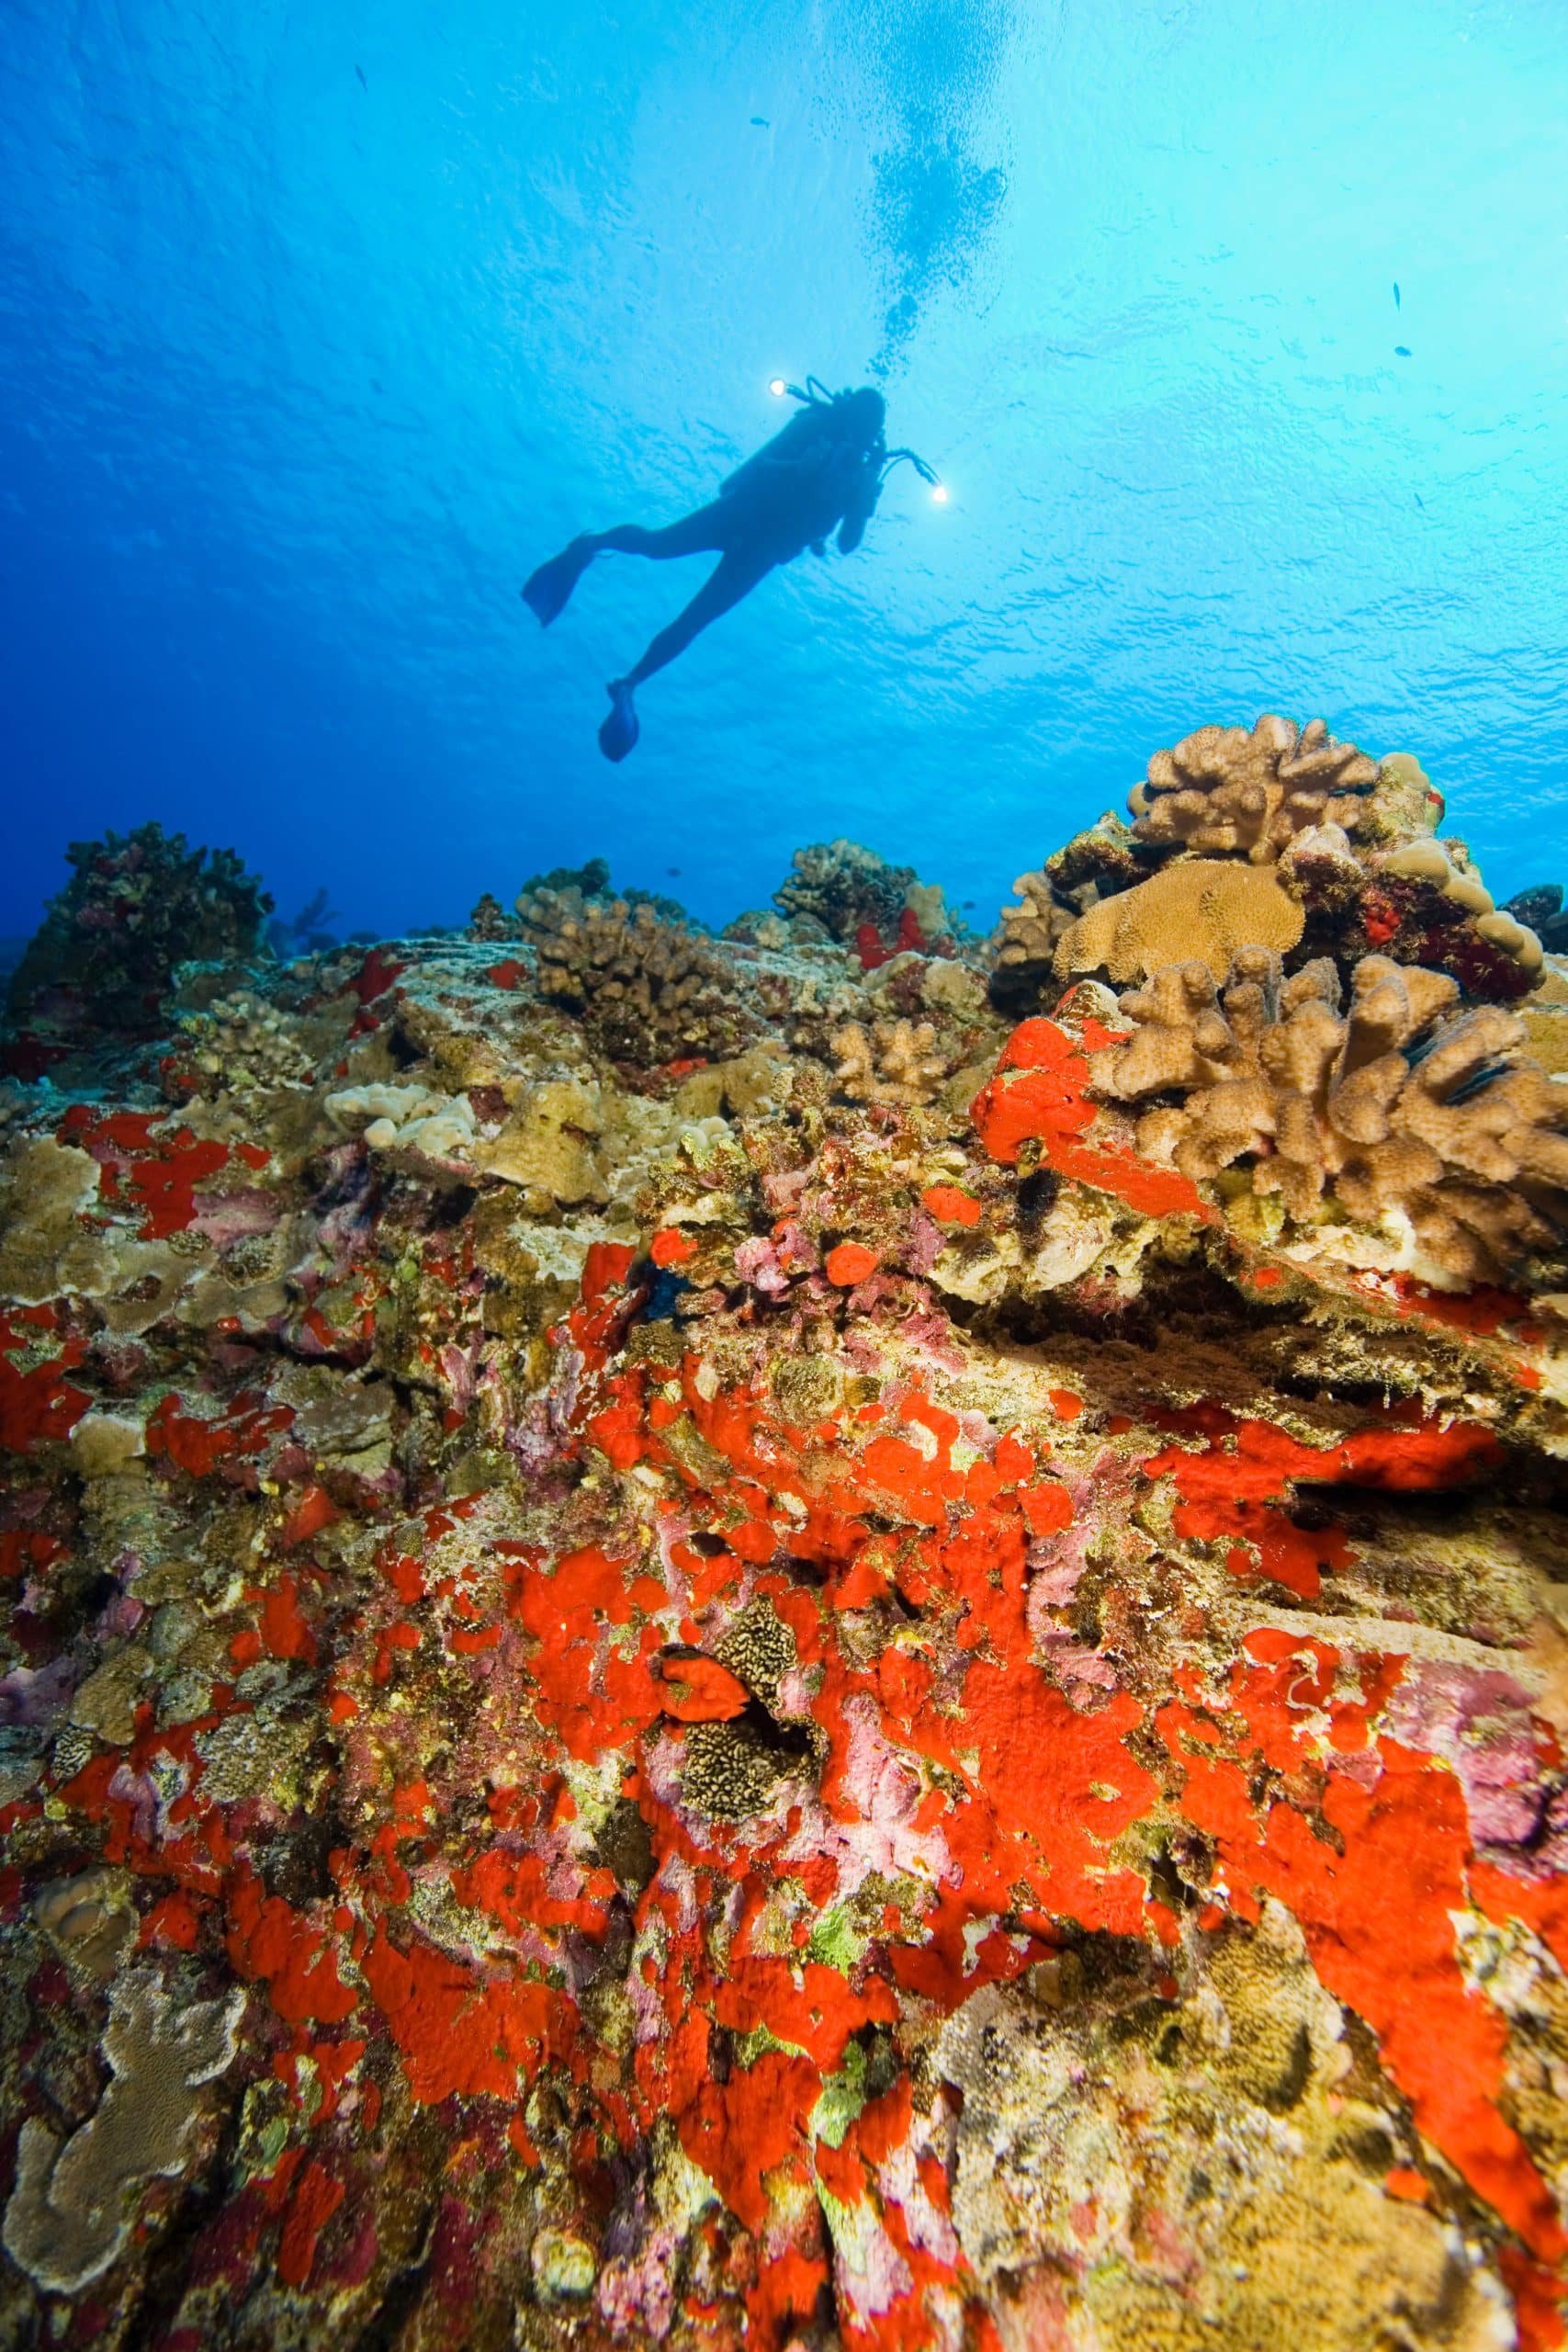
[{"x1": 522, "y1": 379, "x2": 940, "y2": 762}]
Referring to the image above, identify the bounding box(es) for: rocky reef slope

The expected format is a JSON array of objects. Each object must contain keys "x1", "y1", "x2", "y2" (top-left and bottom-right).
[{"x1": 3, "y1": 725, "x2": 1568, "y2": 2350}]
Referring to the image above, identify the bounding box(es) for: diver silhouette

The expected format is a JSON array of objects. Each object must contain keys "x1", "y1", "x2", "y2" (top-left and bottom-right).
[{"x1": 523, "y1": 380, "x2": 935, "y2": 762}]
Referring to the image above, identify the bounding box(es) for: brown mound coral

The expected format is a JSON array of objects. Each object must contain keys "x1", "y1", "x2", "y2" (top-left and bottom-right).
[
  {"x1": 1044, "y1": 809, "x2": 1153, "y2": 900},
  {"x1": 518, "y1": 895, "x2": 754, "y2": 1068},
  {"x1": 1130, "y1": 715, "x2": 1380, "y2": 862},
  {"x1": 1090, "y1": 950, "x2": 1568, "y2": 1283},
  {"x1": 176, "y1": 988, "x2": 319, "y2": 1096},
  {"x1": 1055, "y1": 859, "x2": 1304, "y2": 985},
  {"x1": 466, "y1": 890, "x2": 513, "y2": 942}
]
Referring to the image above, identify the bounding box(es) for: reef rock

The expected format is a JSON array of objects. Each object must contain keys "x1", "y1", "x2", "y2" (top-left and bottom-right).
[
  {"x1": 4, "y1": 822, "x2": 272, "y2": 1079},
  {"x1": 2, "y1": 751, "x2": 1567, "y2": 2350}
]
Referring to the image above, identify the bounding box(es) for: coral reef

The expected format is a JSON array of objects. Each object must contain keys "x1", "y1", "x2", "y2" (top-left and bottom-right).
[
  {"x1": 3, "y1": 761, "x2": 1568, "y2": 2352},
  {"x1": 4, "y1": 823, "x2": 272, "y2": 1076},
  {"x1": 990, "y1": 718, "x2": 1547, "y2": 1014},
  {"x1": 773, "y1": 839, "x2": 919, "y2": 944}
]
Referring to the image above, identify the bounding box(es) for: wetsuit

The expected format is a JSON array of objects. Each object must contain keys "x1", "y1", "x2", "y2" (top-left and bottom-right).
[{"x1": 523, "y1": 392, "x2": 886, "y2": 759}]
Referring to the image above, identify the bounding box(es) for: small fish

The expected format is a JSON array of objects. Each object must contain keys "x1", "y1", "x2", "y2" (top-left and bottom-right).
[
  {"x1": 355, "y1": 63, "x2": 367, "y2": 89},
  {"x1": 1415, "y1": 492, "x2": 1424, "y2": 509},
  {"x1": 1393, "y1": 281, "x2": 1401, "y2": 309},
  {"x1": 750, "y1": 116, "x2": 769, "y2": 127},
  {"x1": 667, "y1": 866, "x2": 682, "y2": 876},
  {"x1": 1404, "y1": 1018, "x2": 1456, "y2": 1068},
  {"x1": 1394, "y1": 345, "x2": 1411, "y2": 357},
  {"x1": 1447, "y1": 1059, "x2": 1510, "y2": 1106}
]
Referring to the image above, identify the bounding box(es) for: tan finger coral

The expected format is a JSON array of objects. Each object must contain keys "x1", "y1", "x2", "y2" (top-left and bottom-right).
[
  {"x1": 1090, "y1": 950, "x2": 1568, "y2": 1283},
  {"x1": 831, "y1": 1018, "x2": 949, "y2": 1105},
  {"x1": 1055, "y1": 859, "x2": 1305, "y2": 984},
  {"x1": 1130, "y1": 715, "x2": 1380, "y2": 863},
  {"x1": 992, "y1": 870, "x2": 1077, "y2": 1008},
  {"x1": 519, "y1": 895, "x2": 755, "y2": 1068}
]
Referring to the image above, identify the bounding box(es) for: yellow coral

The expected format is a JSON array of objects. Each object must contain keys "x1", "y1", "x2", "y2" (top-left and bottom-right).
[
  {"x1": 475, "y1": 1079, "x2": 607, "y2": 1207},
  {"x1": 1055, "y1": 860, "x2": 1304, "y2": 984},
  {"x1": 1520, "y1": 963, "x2": 1568, "y2": 1075}
]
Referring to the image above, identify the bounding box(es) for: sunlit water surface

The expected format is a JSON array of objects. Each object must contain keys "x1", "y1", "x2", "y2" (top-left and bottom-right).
[{"x1": 4, "y1": 0, "x2": 1566, "y2": 941}]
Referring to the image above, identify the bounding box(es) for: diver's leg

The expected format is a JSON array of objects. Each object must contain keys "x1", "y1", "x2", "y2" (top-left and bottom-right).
[
  {"x1": 587, "y1": 503, "x2": 731, "y2": 560},
  {"x1": 598, "y1": 550, "x2": 772, "y2": 763},
  {"x1": 624, "y1": 549, "x2": 770, "y2": 684},
  {"x1": 524, "y1": 504, "x2": 730, "y2": 627}
]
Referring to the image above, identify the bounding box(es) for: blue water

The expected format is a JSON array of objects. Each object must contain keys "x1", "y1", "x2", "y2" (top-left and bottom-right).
[{"x1": 4, "y1": 0, "x2": 1566, "y2": 946}]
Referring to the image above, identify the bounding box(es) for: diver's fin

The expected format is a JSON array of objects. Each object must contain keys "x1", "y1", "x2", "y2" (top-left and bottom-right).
[
  {"x1": 522, "y1": 538, "x2": 591, "y2": 627},
  {"x1": 598, "y1": 679, "x2": 640, "y2": 763}
]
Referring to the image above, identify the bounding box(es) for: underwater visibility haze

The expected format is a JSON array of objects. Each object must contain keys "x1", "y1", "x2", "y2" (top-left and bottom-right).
[
  {"x1": 4, "y1": 0, "x2": 1568, "y2": 939},
  {"x1": 10, "y1": 7, "x2": 1568, "y2": 2351}
]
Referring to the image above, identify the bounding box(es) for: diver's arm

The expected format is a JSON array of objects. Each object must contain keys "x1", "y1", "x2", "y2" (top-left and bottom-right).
[{"x1": 835, "y1": 458, "x2": 882, "y2": 554}]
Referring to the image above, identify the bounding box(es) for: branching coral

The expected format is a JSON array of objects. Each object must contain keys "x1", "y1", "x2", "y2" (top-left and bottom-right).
[
  {"x1": 520, "y1": 896, "x2": 755, "y2": 1067},
  {"x1": 1107, "y1": 724, "x2": 1545, "y2": 1001},
  {"x1": 1090, "y1": 949, "x2": 1568, "y2": 1282},
  {"x1": 513, "y1": 861, "x2": 685, "y2": 938},
  {"x1": 4, "y1": 824, "x2": 272, "y2": 1067},
  {"x1": 1055, "y1": 859, "x2": 1305, "y2": 985},
  {"x1": 1130, "y1": 715, "x2": 1381, "y2": 862},
  {"x1": 831, "y1": 1018, "x2": 949, "y2": 1105}
]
